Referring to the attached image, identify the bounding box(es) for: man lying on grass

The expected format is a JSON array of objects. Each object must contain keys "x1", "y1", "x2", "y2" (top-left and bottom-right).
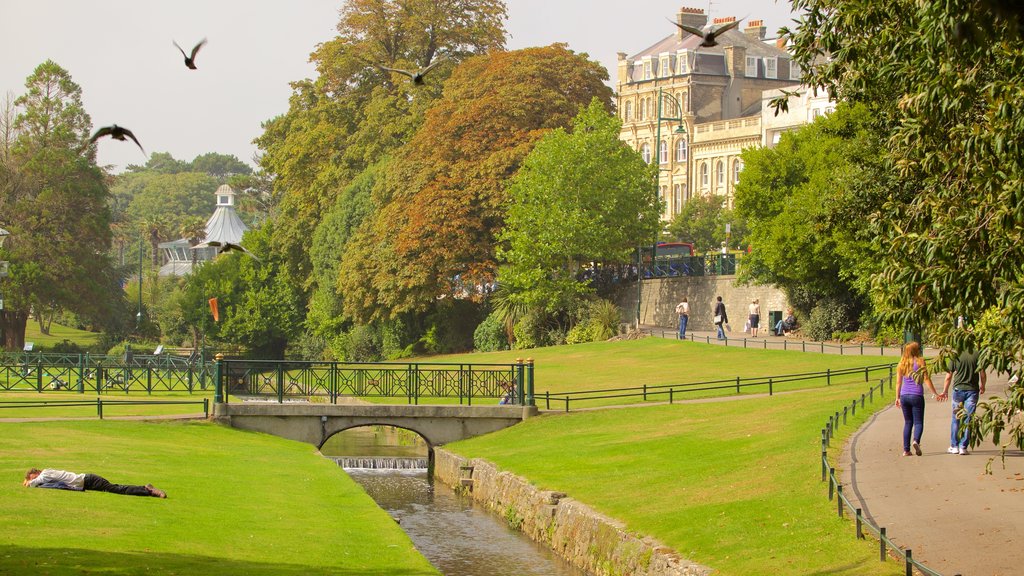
[{"x1": 23, "y1": 468, "x2": 167, "y2": 498}]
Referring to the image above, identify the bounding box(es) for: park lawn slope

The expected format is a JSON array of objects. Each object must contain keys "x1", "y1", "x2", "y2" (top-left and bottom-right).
[
  {"x1": 447, "y1": 381, "x2": 900, "y2": 576},
  {"x1": 0, "y1": 420, "x2": 438, "y2": 576},
  {"x1": 24, "y1": 321, "x2": 101, "y2": 349}
]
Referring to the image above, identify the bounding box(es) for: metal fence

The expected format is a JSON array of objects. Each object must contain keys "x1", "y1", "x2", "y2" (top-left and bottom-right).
[
  {"x1": 215, "y1": 358, "x2": 536, "y2": 406},
  {"x1": 0, "y1": 397, "x2": 210, "y2": 418},
  {"x1": 0, "y1": 352, "x2": 215, "y2": 394},
  {"x1": 540, "y1": 363, "x2": 896, "y2": 411},
  {"x1": 820, "y1": 377, "x2": 949, "y2": 576},
  {"x1": 643, "y1": 253, "x2": 739, "y2": 279},
  {"x1": 652, "y1": 329, "x2": 906, "y2": 357}
]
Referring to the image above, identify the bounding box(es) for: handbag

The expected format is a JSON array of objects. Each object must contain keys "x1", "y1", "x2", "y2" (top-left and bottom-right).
[{"x1": 714, "y1": 314, "x2": 722, "y2": 324}]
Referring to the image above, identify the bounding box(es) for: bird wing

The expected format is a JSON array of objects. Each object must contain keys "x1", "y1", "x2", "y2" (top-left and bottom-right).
[
  {"x1": 120, "y1": 128, "x2": 145, "y2": 153},
  {"x1": 668, "y1": 18, "x2": 706, "y2": 37},
  {"x1": 173, "y1": 40, "x2": 188, "y2": 58},
  {"x1": 419, "y1": 56, "x2": 448, "y2": 76},
  {"x1": 376, "y1": 65, "x2": 416, "y2": 79},
  {"x1": 190, "y1": 38, "x2": 207, "y2": 60},
  {"x1": 711, "y1": 19, "x2": 742, "y2": 36},
  {"x1": 89, "y1": 126, "x2": 115, "y2": 143},
  {"x1": 224, "y1": 243, "x2": 260, "y2": 261}
]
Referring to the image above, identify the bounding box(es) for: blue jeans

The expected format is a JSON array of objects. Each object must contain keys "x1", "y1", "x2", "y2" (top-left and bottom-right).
[
  {"x1": 678, "y1": 315, "x2": 688, "y2": 339},
  {"x1": 950, "y1": 389, "x2": 979, "y2": 449},
  {"x1": 900, "y1": 394, "x2": 925, "y2": 452},
  {"x1": 716, "y1": 323, "x2": 726, "y2": 339}
]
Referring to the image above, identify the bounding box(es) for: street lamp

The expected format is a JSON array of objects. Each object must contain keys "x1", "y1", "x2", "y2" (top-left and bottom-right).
[{"x1": 0, "y1": 227, "x2": 8, "y2": 310}]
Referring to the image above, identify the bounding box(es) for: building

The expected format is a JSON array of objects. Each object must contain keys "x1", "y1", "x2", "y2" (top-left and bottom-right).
[
  {"x1": 761, "y1": 86, "x2": 835, "y2": 147},
  {"x1": 157, "y1": 184, "x2": 249, "y2": 277},
  {"x1": 617, "y1": 6, "x2": 803, "y2": 217}
]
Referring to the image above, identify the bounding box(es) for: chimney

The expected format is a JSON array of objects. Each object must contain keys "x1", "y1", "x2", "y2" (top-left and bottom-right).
[
  {"x1": 744, "y1": 19, "x2": 766, "y2": 40},
  {"x1": 617, "y1": 52, "x2": 631, "y2": 85},
  {"x1": 676, "y1": 6, "x2": 708, "y2": 38},
  {"x1": 776, "y1": 37, "x2": 788, "y2": 50}
]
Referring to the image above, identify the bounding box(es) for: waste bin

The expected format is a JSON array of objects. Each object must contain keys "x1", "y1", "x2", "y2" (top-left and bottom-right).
[{"x1": 768, "y1": 310, "x2": 782, "y2": 333}]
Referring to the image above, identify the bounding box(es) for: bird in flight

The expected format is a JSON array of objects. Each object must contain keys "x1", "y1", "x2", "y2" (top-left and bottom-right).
[
  {"x1": 193, "y1": 240, "x2": 259, "y2": 261},
  {"x1": 669, "y1": 18, "x2": 743, "y2": 47},
  {"x1": 375, "y1": 56, "x2": 447, "y2": 85},
  {"x1": 89, "y1": 125, "x2": 144, "y2": 154},
  {"x1": 173, "y1": 38, "x2": 207, "y2": 70}
]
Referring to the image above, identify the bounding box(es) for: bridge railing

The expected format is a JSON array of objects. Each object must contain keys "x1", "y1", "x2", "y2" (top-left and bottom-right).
[
  {"x1": 0, "y1": 356, "x2": 216, "y2": 394},
  {"x1": 214, "y1": 357, "x2": 536, "y2": 406}
]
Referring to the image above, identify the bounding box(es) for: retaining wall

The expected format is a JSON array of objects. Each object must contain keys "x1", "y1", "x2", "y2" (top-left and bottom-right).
[
  {"x1": 619, "y1": 276, "x2": 788, "y2": 332},
  {"x1": 434, "y1": 448, "x2": 712, "y2": 576}
]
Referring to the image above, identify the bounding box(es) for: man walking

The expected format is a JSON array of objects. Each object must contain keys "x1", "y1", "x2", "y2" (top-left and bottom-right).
[
  {"x1": 941, "y1": 349, "x2": 986, "y2": 455},
  {"x1": 24, "y1": 468, "x2": 167, "y2": 498},
  {"x1": 675, "y1": 298, "x2": 689, "y2": 339},
  {"x1": 713, "y1": 296, "x2": 728, "y2": 340}
]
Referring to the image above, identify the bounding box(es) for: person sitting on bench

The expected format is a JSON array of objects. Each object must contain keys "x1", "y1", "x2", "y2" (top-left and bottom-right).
[{"x1": 775, "y1": 309, "x2": 797, "y2": 336}]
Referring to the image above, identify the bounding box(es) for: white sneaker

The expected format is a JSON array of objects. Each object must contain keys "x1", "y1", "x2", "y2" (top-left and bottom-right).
[
  {"x1": 958, "y1": 447, "x2": 969, "y2": 455},
  {"x1": 947, "y1": 447, "x2": 959, "y2": 454}
]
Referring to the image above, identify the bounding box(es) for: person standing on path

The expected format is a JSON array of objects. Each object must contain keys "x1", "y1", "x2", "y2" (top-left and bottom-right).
[
  {"x1": 713, "y1": 296, "x2": 728, "y2": 340},
  {"x1": 895, "y1": 342, "x2": 946, "y2": 456},
  {"x1": 24, "y1": 468, "x2": 167, "y2": 498},
  {"x1": 748, "y1": 299, "x2": 761, "y2": 338},
  {"x1": 675, "y1": 298, "x2": 690, "y2": 339},
  {"x1": 941, "y1": 349, "x2": 986, "y2": 455}
]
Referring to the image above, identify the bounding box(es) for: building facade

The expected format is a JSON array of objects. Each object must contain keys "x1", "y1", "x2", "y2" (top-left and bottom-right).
[
  {"x1": 157, "y1": 184, "x2": 249, "y2": 277},
  {"x1": 617, "y1": 6, "x2": 803, "y2": 217}
]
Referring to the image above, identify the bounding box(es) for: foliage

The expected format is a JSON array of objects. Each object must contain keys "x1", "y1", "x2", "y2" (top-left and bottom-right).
[
  {"x1": 665, "y1": 194, "x2": 746, "y2": 253},
  {"x1": 338, "y1": 45, "x2": 614, "y2": 323},
  {"x1": 566, "y1": 299, "x2": 623, "y2": 344},
  {"x1": 784, "y1": 0, "x2": 1024, "y2": 448},
  {"x1": 498, "y1": 99, "x2": 657, "y2": 314},
  {"x1": 803, "y1": 297, "x2": 854, "y2": 342},
  {"x1": 473, "y1": 312, "x2": 508, "y2": 352}
]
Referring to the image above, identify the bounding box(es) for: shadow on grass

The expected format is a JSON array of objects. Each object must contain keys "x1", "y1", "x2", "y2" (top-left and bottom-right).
[{"x1": 0, "y1": 545, "x2": 437, "y2": 576}]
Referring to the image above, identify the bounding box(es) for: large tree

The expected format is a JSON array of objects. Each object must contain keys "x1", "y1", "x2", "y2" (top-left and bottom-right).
[
  {"x1": 498, "y1": 99, "x2": 659, "y2": 312},
  {"x1": 665, "y1": 194, "x2": 746, "y2": 254},
  {"x1": 337, "y1": 44, "x2": 615, "y2": 323},
  {"x1": 0, "y1": 61, "x2": 116, "y2": 348}
]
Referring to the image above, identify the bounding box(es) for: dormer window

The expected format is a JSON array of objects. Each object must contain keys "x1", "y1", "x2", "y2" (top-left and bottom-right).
[
  {"x1": 746, "y1": 56, "x2": 758, "y2": 77},
  {"x1": 764, "y1": 57, "x2": 777, "y2": 79},
  {"x1": 218, "y1": 195, "x2": 230, "y2": 205},
  {"x1": 644, "y1": 59, "x2": 652, "y2": 80},
  {"x1": 661, "y1": 56, "x2": 670, "y2": 77},
  {"x1": 677, "y1": 51, "x2": 690, "y2": 74},
  {"x1": 789, "y1": 60, "x2": 802, "y2": 80}
]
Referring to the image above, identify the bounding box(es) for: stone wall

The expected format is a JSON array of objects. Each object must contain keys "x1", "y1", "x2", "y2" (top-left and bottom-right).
[
  {"x1": 618, "y1": 275, "x2": 788, "y2": 332},
  {"x1": 434, "y1": 448, "x2": 712, "y2": 576}
]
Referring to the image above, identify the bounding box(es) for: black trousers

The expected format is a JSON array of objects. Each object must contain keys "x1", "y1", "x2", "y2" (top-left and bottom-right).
[{"x1": 83, "y1": 473, "x2": 152, "y2": 497}]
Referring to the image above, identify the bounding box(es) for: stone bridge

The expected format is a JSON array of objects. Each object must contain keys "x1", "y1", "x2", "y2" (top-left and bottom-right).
[{"x1": 212, "y1": 402, "x2": 537, "y2": 451}]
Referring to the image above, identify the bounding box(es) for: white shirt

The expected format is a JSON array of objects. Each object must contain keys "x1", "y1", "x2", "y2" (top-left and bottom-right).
[
  {"x1": 676, "y1": 302, "x2": 689, "y2": 315},
  {"x1": 28, "y1": 469, "x2": 86, "y2": 489},
  {"x1": 749, "y1": 303, "x2": 760, "y2": 315}
]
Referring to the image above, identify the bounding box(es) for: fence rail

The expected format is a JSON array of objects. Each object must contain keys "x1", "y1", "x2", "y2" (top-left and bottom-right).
[
  {"x1": 0, "y1": 398, "x2": 210, "y2": 419},
  {"x1": 820, "y1": 376, "x2": 949, "y2": 576},
  {"x1": 651, "y1": 329, "x2": 906, "y2": 356},
  {"x1": 539, "y1": 363, "x2": 895, "y2": 411},
  {"x1": 0, "y1": 358, "x2": 215, "y2": 394},
  {"x1": 643, "y1": 253, "x2": 739, "y2": 279},
  {"x1": 215, "y1": 358, "x2": 536, "y2": 406}
]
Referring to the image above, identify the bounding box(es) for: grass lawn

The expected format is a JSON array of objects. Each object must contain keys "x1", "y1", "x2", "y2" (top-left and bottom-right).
[
  {"x1": 0, "y1": 420, "x2": 438, "y2": 576},
  {"x1": 0, "y1": 391, "x2": 214, "y2": 419},
  {"x1": 23, "y1": 322, "x2": 102, "y2": 349},
  {"x1": 448, "y1": 379, "x2": 901, "y2": 576}
]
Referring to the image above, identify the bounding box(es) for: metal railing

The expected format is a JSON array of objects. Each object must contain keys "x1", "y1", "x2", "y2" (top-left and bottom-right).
[
  {"x1": 820, "y1": 376, "x2": 951, "y2": 576},
  {"x1": 0, "y1": 397, "x2": 210, "y2": 419},
  {"x1": 0, "y1": 354, "x2": 215, "y2": 394},
  {"x1": 214, "y1": 357, "x2": 536, "y2": 406},
  {"x1": 643, "y1": 253, "x2": 739, "y2": 279},
  {"x1": 655, "y1": 330, "x2": 906, "y2": 356},
  {"x1": 540, "y1": 363, "x2": 895, "y2": 411}
]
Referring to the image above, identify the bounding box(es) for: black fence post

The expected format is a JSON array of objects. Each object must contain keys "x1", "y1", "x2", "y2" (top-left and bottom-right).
[
  {"x1": 97, "y1": 397, "x2": 103, "y2": 419},
  {"x1": 735, "y1": 376, "x2": 740, "y2": 394},
  {"x1": 769, "y1": 378, "x2": 773, "y2": 396},
  {"x1": 276, "y1": 363, "x2": 284, "y2": 404},
  {"x1": 837, "y1": 484, "x2": 844, "y2": 517},
  {"x1": 828, "y1": 469, "x2": 835, "y2": 500},
  {"x1": 214, "y1": 354, "x2": 224, "y2": 404},
  {"x1": 880, "y1": 527, "x2": 887, "y2": 561},
  {"x1": 643, "y1": 384, "x2": 648, "y2": 401},
  {"x1": 856, "y1": 508, "x2": 864, "y2": 539},
  {"x1": 827, "y1": 368, "x2": 831, "y2": 386},
  {"x1": 905, "y1": 550, "x2": 913, "y2": 576},
  {"x1": 526, "y1": 359, "x2": 535, "y2": 407},
  {"x1": 821, "y1": 449, "x2": 827, "y2": 481}
]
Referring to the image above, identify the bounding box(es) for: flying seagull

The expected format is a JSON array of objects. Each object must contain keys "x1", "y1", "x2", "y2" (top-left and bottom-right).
[
  {"x1": 669, "y1": 17, "x2": 743, "y2": 47},
  {"x1": 89, "y1": 125, "x2": 144, "y2": 154},
  {"x1": 173, "y1": 38, "x2": 207, "y2": 70},
  {"x1": 193, "y1": 240, "x2": 259, "y2": 261},
  {"x1": 375, "y1": 56, "x2": 447, "y2": 85}
]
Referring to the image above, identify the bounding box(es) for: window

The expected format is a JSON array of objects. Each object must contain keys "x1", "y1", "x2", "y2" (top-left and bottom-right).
[
  {"x1": 675, "y1": 139, "x2": 688, "y2": 162},
  {"x1": 638, "y1": 99, "x2": 645, "y2": 121},
  {"x1": 673, "y1": 184, "x2": 682, "y2": 214},
  {"x1": 745, "y1": 56, "x2": 758, "y2": 77},
  {"x1": 733, "y1": 159, "x2": 743, "y2": 184},
  {"x1": 677, "y1": 51, "x2": 689, "y2": 74},
  {"x1": 683, "y1": 183, "x2": 689, "y2": 201},
  {"x1": 644, "y1": 59, "x2": 652, "y2": 80},
  {"x1": 700, "y1": 163, "x2": 709, "y2": 188},
  {"x1": 659, "y1": 140, "x2": 668, "y2": 164},
  {"x1": 790, "y1": 60, "x2": 802, "y2": 80},
  {"x1": 716, "y1": 161, "x2": 724, "y2": 186},
  {"x1": 764, "y1": 57, "x2": 777, "y2": 79},
  {"x1": 810, "y1": 108, "x2": 822, "y2": 122},
  {"x1": 641, "y1": 143, "x2": 652, "y2": 164},
  {"x1": 218, "y1": 195, "x2": 230, "y2": 205},
  {"x1": 624, "y1": 101, "x2": 632, "y2": 121}
]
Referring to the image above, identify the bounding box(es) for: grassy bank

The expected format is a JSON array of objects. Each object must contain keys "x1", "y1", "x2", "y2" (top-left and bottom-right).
[
  {"x1": 448, "y1": 379, "x2": 899, "y2": 576},
  {"x1": 0, "y1": 420, "x2": 438, "y2": 575},
  {"x1": 23, "y1": 322, "x2": 102, "y2": 349}
]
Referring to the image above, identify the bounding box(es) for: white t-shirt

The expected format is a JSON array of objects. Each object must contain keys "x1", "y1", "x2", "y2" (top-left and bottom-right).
[
  {"x1": 675, "y1": 302, "x2": 689, "y2": 315},
  {"x1": 749, "y1": 303, "x2": 760, "y2": 315},
  {"x1": 28, "y1": 469, "x2": 86, "y2": 489}
]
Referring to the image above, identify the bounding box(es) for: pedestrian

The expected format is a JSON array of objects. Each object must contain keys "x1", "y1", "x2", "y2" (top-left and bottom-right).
[
  {"x1": 713, "y1": 296, "x2": 728, "y2": 340},
  {"x1": 748, "y1": 298, "x2": 761, "y2": 338},
  {"x1": 941, "y1": 349, "x2": 986, "y2": 455},
  {"x1": 674, "y1": 297, "x2": 690, "y2": 339},
  {"x1": 894, "y1": 342, "x2": 945, "y2": 456},
  {"x1": 23, "y1": 468, "x2": 167, "y2": 498}
]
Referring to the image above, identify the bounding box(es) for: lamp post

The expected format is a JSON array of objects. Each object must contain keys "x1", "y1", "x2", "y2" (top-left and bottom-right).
[
  {"x1": 0, "y1": 227, "x2": 9, "y2": 311},
  {"x1": 136, "y1": 235, "x2": 143, "y2": 331},
  {"x1": 636, "y1": 89, "x2": 689, "y2": 326}
]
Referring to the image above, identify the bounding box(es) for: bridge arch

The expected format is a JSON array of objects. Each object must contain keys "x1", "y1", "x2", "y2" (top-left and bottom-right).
[{"x1": 321, "y1": 423, "x2": 434, "y2": 470}]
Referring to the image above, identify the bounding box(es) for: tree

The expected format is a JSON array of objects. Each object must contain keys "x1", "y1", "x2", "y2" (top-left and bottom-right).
[
  {"x1": 338, "y1": 44, "x2": 614, "y2": 323},
  {"x1": 784, "y1": 1, "x2": 1024, "y2": 450},
  {"x1": 665, "y1": 194, "x2": 746, "y2": 254},
  {"x1": 498, "y1": 99, "x2": 659, "y2": 312},
  {"x1": 0, "y1": 61, "x2": 115, "y2": 348}
]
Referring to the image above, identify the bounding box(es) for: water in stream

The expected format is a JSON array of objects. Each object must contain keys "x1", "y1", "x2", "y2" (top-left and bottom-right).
[{"x1": 325, "y1": 426, "x2": 589, "y2": 576}]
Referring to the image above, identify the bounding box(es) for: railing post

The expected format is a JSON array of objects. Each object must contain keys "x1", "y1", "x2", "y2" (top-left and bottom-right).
[
  {"x1": 769, "y1": 378, "x2": 773, "y2": 396},
  {"x1": 643, "y1": 384, "x2": 648, "y2": 401},
  {"x1": 905, "y1": 550, "x2": 913, "y2": 576},
  {"x1": 545, "y1": 390, "x2": 550, "y2": 410},
  {"x1": 856, "y1": 508, "x2": 864, "y2": 539},
  {"x1": 802, "y1": 341, "x2": 806, "y2": 352},
  {"x1": 78, "y1": 353, "x2": 85, "y2": 393},
  {"x1": 736, "y1": 376, "x2": 740, "y2": 394},
  {"x1": 214, "y1": 354, "x2": 224, "y2": 404},
  {"x1": 821, "y1": 341, "x2": 825, "y2": 353},
  {"x1": 276, "y1": 362, "x2": 284, "y2": 404},
  {"x1": 36, "y1": 359, "x2": 42, "y2": 393},
  {"x1": 837, "y1": 484, "x2": 844, "y2": 517},
  {"x1": 827, "y1": 369, "x2": 831, "y2": 386},
  {"x1": 523, "y1": 359, "x2": 533, "y2": 406},
  {"x1": 97, "y1": 397, "x2": 103, "y2": 419},
  {"x1": 880, "y1": 527, "x2": 887, "y2": 561},
  {"x1": 669, "y1": 388, "x2": 674, "y2": 404},
  {"x1": 828, "y1": 468, "x2": 835, "y2": 500},
  {"x1": 515, "y1": 359, "x2": 524, "y2": 407},
  {"x1": 865, "y1": 366, "x2": 869, "y2": 382},
  {"x1": 821, "y1": 449, "x2": 827, "y2": 481},
  {"x1": 146, "y1": 364, "x2": 153, "y2": 395}
]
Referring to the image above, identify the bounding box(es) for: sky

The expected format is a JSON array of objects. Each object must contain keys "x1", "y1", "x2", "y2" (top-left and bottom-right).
[{"x1": 0, "y1": 0, "x2": 796, "y2": 174}]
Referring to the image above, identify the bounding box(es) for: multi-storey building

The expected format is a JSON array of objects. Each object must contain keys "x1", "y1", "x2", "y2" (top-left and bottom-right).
[{"x1": 617, "y1": 6, "x2": 802, "y2": 217}]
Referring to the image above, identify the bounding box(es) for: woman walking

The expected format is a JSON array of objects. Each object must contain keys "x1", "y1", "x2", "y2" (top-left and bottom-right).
[
  {"x1": 713, "y1": 296, "x2": 728, "y2": 340},
  {"x1": 894, "y1": 342, "x2": 945, "y2": 456},
  {"x1": 748, "y1": 299, "x2": 761, "y2": 338}
]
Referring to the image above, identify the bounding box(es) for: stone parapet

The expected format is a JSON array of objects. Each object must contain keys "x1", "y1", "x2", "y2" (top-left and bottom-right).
[{"x1": 435, "y1": 448, "x2": 712, "y2": 576}]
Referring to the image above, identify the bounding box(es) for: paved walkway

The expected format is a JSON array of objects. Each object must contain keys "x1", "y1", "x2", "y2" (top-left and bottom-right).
[
  {"x1": 641, "y1": 324, "x2": 912, "y2": 357},
  {"x1": 840, "y1": 372, "x2": 1024, "y2": 576}
]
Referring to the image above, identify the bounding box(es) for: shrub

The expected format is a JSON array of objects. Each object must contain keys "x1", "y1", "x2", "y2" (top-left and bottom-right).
[
  {"x1": 341, "y1": 325, "x2": 382, "y2": 362},
  {"x1": 565, "y1": 321, "x2": 596, "y2": 344},
  {"x1": 805, "y1": 299, "x2": 854, "y2": 342},
  {"x1": 48, "y1": 339, "x2": 85, "y2": 354},
  {"x1": 473, "y1": 313, "x2": 508, "y2": 352},
  {"x1": 588, "y1": 299, "x2": 622, "y2": 341}
]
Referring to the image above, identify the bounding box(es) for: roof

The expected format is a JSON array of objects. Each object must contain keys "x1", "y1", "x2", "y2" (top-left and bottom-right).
[
  {"x1": 624, "y1": 26, "x2": 791, "y2": 83},
  {"x1": 203, "y1": 204, "x2": 248, "y2": 244}
]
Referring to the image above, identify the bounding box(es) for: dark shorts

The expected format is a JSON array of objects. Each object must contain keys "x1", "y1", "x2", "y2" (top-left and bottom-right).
[{"x1": 749, "y1": 314, "x2": 760, "y2": 328}]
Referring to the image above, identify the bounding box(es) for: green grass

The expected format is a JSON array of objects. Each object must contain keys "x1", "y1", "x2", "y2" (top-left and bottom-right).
[
  {"x1": 0, "y1": 420, "x2": 438, "y2": 575},
  {"x1": 448, "y1": 379, "x2": 900, "y2": 576},
  {"x1": 0, "y1": 391, "x2": 213, "y2": 419},
  {"x1": 23, "y1": 321, "x2": 101, "y2": 349}
]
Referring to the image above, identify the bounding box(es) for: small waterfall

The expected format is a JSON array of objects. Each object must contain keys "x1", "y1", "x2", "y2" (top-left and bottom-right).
[{"x1": 331, "y1": 456, "x2": 428, "y2": 470}]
